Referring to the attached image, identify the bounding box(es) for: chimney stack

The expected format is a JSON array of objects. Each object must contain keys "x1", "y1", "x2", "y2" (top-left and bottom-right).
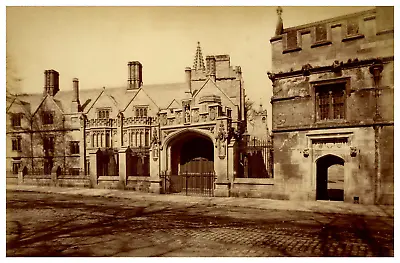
[
  {"x1": 71, "y1": 78, "x2": 81, "y2": 112},
  {"x1": 127, "y1": 61, "x2": 143, "y2": 90},
  {"x1": 185, "y1": 67, "x2": 192, "y2": 93},
  {"x1": 44, "y1": 69, "x2": 60, "y2": 96},
  {"x1": 235, "y1": 66, "x2": 242, "y2": 79},
  {"x1": 206, "y1": 56, "x2": 216, "y2": 82}
]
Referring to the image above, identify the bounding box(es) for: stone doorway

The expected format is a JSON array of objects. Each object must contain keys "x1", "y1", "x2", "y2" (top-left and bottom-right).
[
  {"x1": 316, "y1": 154, "x2": 345, "y2": 201},
  {"x1": 170, "y1": 132, "x2": 214, "y2": 175},
  {"x1": 163, "y1": 130, "x2": 215, "y2": 196}
]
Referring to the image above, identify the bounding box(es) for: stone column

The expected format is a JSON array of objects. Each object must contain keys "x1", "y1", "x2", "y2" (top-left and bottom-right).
[
  {"x1": 118, "y1": 148, "x2": 127, "y2": 189},
  {"x1": 117, "y1": 112, "x2": 124, "y2": 148},
  {"x1": 149, "y1": 127, "x2": 161, "y2": 193},
  {"x1": 149, "y1": 149, "x2": 161, "y2": 193},
  {"x1": 79, "y1": 114, "x2": 87, "y2": 176},
  {"x1": 89, "y1": 151, "x2": 98, "y2": 187},
  {"x1": 214, "y1": 118, "x2": 230, "y2": 197},
  {"x1": 227, "y1": 139, "x2": 235, "y2": 182}
]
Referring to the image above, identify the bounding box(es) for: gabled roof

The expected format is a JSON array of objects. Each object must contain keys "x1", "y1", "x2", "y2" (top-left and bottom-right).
[
  {"x1": 143, "y1": 82, "x2": 190, "y2": 109},
  {"x1": 122, "y1": 87, "x2": 159, "y2": 112},
  {"x1": 31, "y1": 94, "x2": 64, "y2": 117},
  {"x1": 6, "y1": 95, "x2": 32, "y2": 116},
  {"x1": 166, "y1": 99, "x2": 181, "y2": 110},
  {"x1": 193, "y1": 78, "x2": 236, "y2": 106}
]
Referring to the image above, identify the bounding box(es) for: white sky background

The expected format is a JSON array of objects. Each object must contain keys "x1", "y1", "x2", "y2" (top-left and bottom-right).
[{"x1": 6, "y1": 4, "x2": 377, "y2": 129}]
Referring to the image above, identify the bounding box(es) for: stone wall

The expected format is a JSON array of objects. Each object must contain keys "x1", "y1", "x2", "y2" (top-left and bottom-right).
[{"x1": 269, "y1": 7, "x2": 393, "y2": 205}]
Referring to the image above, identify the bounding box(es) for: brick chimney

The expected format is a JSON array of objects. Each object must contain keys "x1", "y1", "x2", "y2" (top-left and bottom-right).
[
  {"x1": 71, "y1": 78, "x2": 81, "y2": 112},
  {"x1": 127, "y1": 61, "x2": 143, "y2": 90},
  {"x1": 43, "y1": 69, "x2": 60, "y2": 96}
]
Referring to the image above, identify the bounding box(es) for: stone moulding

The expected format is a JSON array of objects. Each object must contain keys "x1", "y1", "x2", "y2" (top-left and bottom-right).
[{"x1": 267, "y1": 56, "x2": 394, "y2": 81}]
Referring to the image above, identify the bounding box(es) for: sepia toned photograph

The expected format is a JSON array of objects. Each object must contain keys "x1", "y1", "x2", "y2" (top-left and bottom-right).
[{"x1": 5, "y1": 3, "x2": 394, "y2": 257}]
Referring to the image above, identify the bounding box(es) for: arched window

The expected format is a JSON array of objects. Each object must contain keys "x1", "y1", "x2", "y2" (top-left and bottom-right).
[
  {"x1": 136, "y1": 109, "x2": 139, "y2": 117},
  {"x1": 144, "y1": 108, "x2": 147, "y2": 117}
]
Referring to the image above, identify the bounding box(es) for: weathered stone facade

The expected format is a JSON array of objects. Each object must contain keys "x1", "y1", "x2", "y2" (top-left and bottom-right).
[{"x1": 268, "y1": 7, "x2": 394, "y2": 204}]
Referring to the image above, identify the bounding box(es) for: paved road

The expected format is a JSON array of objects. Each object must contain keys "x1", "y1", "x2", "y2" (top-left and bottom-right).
[{"x1": 6, "y1": 190, "x2": 394, "y2": 257}]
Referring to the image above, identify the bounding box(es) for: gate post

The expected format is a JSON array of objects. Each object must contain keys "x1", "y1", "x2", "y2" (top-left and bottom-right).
[
  {"x1": 149, "y1": 142, "x2": 161, "y2": 194},
  {"x1": 18, "y1": 166, "x2": 27, "y2": 185},
  {"x1": 51, "y1": 166, "x2": 61, "y2": 187},
  {"x1": 118, "y1": 148, "x2": 128, "y2": 189},
  {"x1": 89, "y1": 150, "x2": 99, "y2": 188}
]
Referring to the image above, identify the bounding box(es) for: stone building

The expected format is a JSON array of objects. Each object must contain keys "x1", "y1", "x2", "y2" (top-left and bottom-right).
[
  {"x1": 268, "y1": 7, "x2": 394, "y2": 204},
  {"x1": 7, "y1": 42, "x2": 267, "y2": 196}
]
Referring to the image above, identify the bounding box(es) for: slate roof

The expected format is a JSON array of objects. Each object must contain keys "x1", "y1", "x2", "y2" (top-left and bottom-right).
[{"x1": 8, "y1": 81, "x2": 204, "y2": 115}]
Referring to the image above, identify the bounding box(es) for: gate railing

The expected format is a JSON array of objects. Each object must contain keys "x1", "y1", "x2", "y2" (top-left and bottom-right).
[
  {"x1": 235, "y1": 136, "x2": 274, "y2": 178},
  {"x1": 160, "y1": 171, "x2": 216, "y2": 197}
]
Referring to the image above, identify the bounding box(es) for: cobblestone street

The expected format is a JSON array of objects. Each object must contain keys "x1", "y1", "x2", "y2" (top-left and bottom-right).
[{"x1": 6, "y1": 190, "x2": 394, "y2": 257}]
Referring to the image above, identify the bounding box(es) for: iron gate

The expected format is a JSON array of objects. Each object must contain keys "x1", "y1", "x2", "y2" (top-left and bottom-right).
[{"x1": 160, "y1": 171, "x2": 216, "y2": 196}]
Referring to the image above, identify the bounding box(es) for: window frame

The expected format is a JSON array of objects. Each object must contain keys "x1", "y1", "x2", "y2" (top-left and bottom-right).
[
  {"x1": 11, "y1": 113, "x2": 22, "y2": 128},
  {"x1": 311, "y1": 77, "x2": 350, "y2": 123},
  {"x1": 12, "y1": 162, "x2": 21, "y2": 174},
  {"x1": 12, "y1": 137, "x2": 22, "y2": 152},
  {"x1": 134, "y1": 106, "x2": 149, "y2": 117},
  {"x1": 43, "y1": 136, "x2": 55, "y2": 154},
  {"x1": 97, "y1": 108, "x2": 111, "y2": 120},
  {"x1": 42, "y1": 111, "x2": 54, "y2": 125},
  {"x1": 69, "y1": 141, "x2": 80, "y2": 155}
]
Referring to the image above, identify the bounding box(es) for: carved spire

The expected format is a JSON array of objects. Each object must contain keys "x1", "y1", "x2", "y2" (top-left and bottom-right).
[
  {"x1": 193, "y1": 41, "x2": 205, "y2": 71},
  {"x1": 275, "y1": 6, "x2": 284, "y2": 36}
]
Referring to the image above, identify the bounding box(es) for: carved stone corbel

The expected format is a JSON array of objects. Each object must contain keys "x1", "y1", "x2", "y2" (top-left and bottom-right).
[
  {"x1": 301, "y1": 64, "x2": 313, "y2": 76},
  {"x1": 332, "y1": 60, "x2": 343, "y2": 73},
  {"x1": 350, "y1": 146, "x2": 357, "y2": 157},
  {"x1": 303, "y1": 148, "x2": 310, "y2": 158}
]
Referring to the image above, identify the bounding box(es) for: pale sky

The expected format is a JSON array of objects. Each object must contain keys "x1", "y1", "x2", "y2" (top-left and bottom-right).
[{"x1": 6, "y1": 6, "x2": 374, "y2": 127}]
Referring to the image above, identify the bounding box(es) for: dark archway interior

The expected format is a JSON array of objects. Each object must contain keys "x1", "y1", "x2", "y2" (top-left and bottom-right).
[
  {"x1": 170, "y1": 132, "x2": 214, "y2": 175},
  {"x1": 316, "y1": 154, "x2": 345, "y2": 201}
]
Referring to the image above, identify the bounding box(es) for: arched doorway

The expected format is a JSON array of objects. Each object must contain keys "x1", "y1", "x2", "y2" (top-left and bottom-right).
[
  {"x1": 316, "y1": 154, "x2": 344, "y2": 201},
  {"x1": 164, "y1": 130, "x2": 215, "y2": 195},
  {"x1": 168, "y1": 131, "x2": 214, "y2": 174}
]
